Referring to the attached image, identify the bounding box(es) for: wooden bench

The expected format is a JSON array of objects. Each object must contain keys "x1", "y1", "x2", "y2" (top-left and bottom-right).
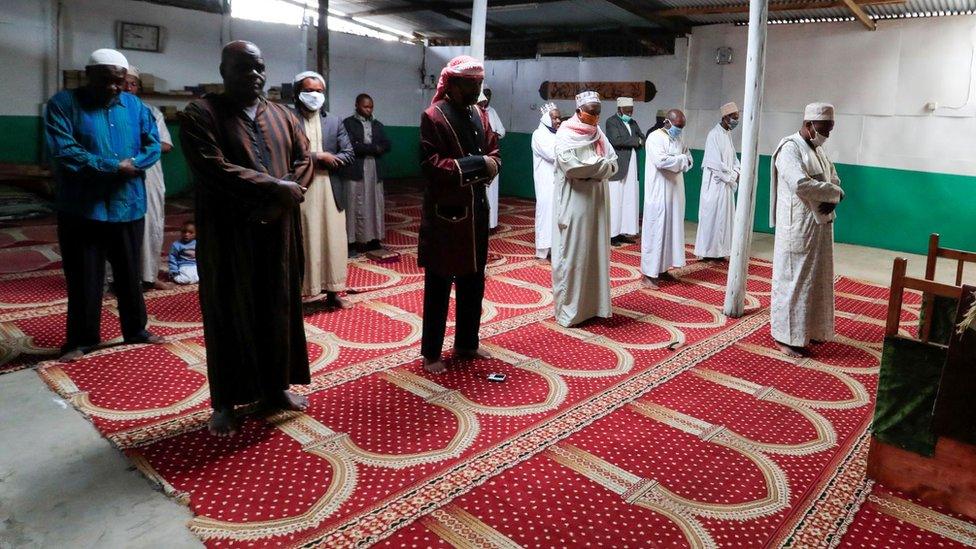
[
  {"x1": 920, "y1": 233, "x2": 976, "y2": 342},
  {"x1": 868, "y1": 257, "x2": 975, "y2": 520}
]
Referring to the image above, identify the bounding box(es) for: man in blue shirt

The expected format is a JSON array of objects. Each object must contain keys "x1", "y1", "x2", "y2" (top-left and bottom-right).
[{"x1": 45, "y1": 48, "x2": 163, "y2": 361}]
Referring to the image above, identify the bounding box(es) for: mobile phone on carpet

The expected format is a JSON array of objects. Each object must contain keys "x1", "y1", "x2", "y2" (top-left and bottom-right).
[{"x1": 487, "y1": 373, "x2": 507, "y2": 382}]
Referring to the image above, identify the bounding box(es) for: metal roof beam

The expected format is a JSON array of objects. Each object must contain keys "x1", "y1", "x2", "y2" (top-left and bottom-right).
[
  {"x1": 393, "y1": 0, "x2": 521, "y2": 37},
  {"x1": 602, "y1": 0, "x2": 691, "y2": 34},
  {"x1": 350, "y1": 0, "x2": 564, "y2": 18},
  {"x1": 651, "y1": 0, "x2": 900, "y2": 17}
]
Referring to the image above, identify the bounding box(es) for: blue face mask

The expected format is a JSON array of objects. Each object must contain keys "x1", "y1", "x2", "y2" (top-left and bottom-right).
[
  {"x1": 619, "y1": 114, "x2": 632, "y2": 124},
  {"x1": 667, "y1": 124, "x2": 683, "y2": 139}
]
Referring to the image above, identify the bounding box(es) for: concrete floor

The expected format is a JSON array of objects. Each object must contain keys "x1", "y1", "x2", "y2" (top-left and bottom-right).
[{"x1": 1, "y1": 225, "x2": 972, "y2": 548}]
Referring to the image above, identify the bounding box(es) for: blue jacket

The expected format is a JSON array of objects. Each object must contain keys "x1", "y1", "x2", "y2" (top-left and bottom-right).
[
  {"x1": 45, "y1": 89, "x2": 160, "y2": 222},
  {"x1": 168, "y1": 239, "x2": 197, "y2": 275}
]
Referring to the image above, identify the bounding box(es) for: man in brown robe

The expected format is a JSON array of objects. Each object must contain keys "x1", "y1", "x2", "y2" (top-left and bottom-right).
[
  {"x1": 418, "y1": 55, "x2": 501, "y2": 374},
  {"x1": 179, "y1": 41, "x2": 313, "y2": 435}
]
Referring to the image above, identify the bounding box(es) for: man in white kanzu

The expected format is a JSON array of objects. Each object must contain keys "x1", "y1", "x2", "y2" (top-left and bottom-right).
[
  {"x1": 551, "y1": 91, "x2": 618, "y2": 327},
  {"x1": 641, "y1": 109, "x2": 693, "y2": 288},
  {"x1": 769, "y1": 102, "x2": 844, "y2": 358},
  {"x1": 694, "y1": 101, "x2": 741, "y2": 261},
  {"x1": 478, "y1": 88, "x2": 506, "y2": 232},
  {"x1": 122, "y1": 66, "x2": 175, "y2": 291},
  {"x1": 531, "y1": 102, "x2": 561, "y2": 261}
]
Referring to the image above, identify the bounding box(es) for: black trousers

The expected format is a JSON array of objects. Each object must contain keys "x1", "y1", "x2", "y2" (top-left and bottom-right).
[
  {"x1": 421, "y1": 269, "x2": 486, "y2": 361},
  {"x1": 57, "y1": 213, "x2": 149, "y2": 353}
]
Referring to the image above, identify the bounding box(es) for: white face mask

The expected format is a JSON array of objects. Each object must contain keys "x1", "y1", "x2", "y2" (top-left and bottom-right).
[
  {"x1": 299, "y1": 91, "x2": 325, "y2": 112},
  {"x1": 809, "y1": 125, "x2": 829, "y2": 147}
]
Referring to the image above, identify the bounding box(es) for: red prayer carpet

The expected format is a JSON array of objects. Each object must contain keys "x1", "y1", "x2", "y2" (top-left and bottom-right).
[{"x1": 1, "y1": 191, "x2": 973, "y2": 547}]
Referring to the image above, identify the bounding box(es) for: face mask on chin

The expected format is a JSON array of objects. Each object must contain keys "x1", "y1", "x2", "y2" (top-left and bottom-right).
[
  {"x1": 578, "y1": 111, "x2": 599, "y2": 126},
  {"x1": 299, "y1": 91, "x2": 325, "y2": 112},
  {"x1": 619, "y1": 114, "x2": 632, "y2": 124},
  {"x1": 727, "y1": 118, "x2": 739, "y2": 130}
]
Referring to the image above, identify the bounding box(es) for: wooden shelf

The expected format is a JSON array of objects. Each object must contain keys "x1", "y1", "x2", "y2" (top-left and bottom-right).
[{"x1": 141, "y1": 92, "x2": 198, "y2": 101}]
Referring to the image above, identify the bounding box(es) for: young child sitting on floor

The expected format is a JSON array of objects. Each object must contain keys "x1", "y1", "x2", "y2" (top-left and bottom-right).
[{"x1": 169, "y1": 221, "x2": 198, "y2": 285}]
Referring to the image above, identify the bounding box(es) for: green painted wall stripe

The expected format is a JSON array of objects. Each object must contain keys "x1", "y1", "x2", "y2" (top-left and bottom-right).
[
  {"x1": 495, "y1": 132, "x2": 976, "y2": 256},
  {"x1": 3, "y1": 116, "x2": 974, "y2": 256},
  {"x1": 0, "y1": 115, "x2": 423, "y2": 196},
  {"x1": 378, "y1": 125, "x2": 421, "y2": 180},
  {"x1": 0, "y1": 116, "x2": 44, "y2": 164}
]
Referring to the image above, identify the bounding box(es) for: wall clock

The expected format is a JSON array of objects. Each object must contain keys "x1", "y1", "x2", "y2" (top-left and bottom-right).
[
  {"x1": 119, "y1": 22, "x2": 161, "y2": 53},
  {"x1": 716, "y1": 47, "x2": 734, "y2": 65}
]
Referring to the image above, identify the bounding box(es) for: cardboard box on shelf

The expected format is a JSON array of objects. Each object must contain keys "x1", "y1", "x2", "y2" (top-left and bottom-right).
[{"x1": 139, "y1": 73, "x2": 156, "y2": 92}]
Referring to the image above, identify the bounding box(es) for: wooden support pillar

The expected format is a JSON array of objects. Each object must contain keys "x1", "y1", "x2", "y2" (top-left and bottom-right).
[
  {"x1": 317, "y1": 0, "x2": 330, "y2": 111},
  {"x1": 723, "y1": 0, "x2": 769, "y2": 318},
  {"x1": 470, "y1": 0, "x2": 487, "y2": 60}
]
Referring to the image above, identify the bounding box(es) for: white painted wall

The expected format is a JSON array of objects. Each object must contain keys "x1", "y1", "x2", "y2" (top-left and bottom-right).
[
  {"x1": 4, "y1": 0, "x2": 974, "y2": 175},
  {"x1": 684, "y1": 16, "x2": 976, "y2": 176},
  {"x1": 426, "y1": 41, "x2": 692, "y2": 134},
  {"x1": 0, "y1": 0, "x2": 426, "y2": 125}
]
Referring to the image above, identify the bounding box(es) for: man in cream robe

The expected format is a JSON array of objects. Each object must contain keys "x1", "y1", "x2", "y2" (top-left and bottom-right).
[
  {"x1": 108, "y1": 66, "x2": 175, "y2": 291},
  {"x1": 641, "y1": 109, "x2": 693, "y2": 287},
  {"x1": 694, "y1": 102, "x2": 741, "y2": 260},
  {"x1": 552, "y1": 91, "x2": 618, "y2": 327},
  {"x1": 770, "y1": 102, "x2": 845, "y2": 357},
  {"x1": 293, "y1": 71, "x2": 355, "y2": 309},
  {"x1": 478, "y1": 88, "x2": 506, "y2": 231},
  {"x1": 531, "y1": 102, "x2": 561, "y2": 260},
  {"x1": 605, "y1": 96, "x2": 642, "y2": 246}
]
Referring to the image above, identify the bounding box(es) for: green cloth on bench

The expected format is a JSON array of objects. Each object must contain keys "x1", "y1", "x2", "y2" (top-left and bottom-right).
[
  {"x1": 919, "y1": 294, "x2": 959, "y2": 345},
  {"x1": 872, "y1": 335, "x2": 947, "y2": 456}
]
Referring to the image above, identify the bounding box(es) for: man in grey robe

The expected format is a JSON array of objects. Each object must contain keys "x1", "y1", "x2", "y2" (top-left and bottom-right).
[{"x1": 343, "y1": 94, "x2": 391, "y2": 254}]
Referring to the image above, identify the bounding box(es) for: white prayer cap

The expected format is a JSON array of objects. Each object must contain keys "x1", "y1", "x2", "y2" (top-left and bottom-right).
[
  {"x1": 575, "y1": 90, "x2": 600, "y2": 107},
  {"x1": 804, "y1": 102, "x2": 834, "y2": 121},
  {"x1": 87, "y1": 48, "x2": 129, "y2": 70},
  {"x1": 127, "y1": 65, "x2": 141, "y2": 79},
  {"x1": 720, "y1": 102, "x2": 738, "y2": 117},
  {"x1": 540, "y1": 102, "x2": 557, "y2": 128},
  {"x1": 293, "y1": 70, "x2": 325, "y2": 87},
  {"x1": 616, "y1": 96, "x2": 634, "y2": 108}
]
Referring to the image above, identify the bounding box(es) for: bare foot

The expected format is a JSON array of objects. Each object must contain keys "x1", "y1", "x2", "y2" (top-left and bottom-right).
[
  {"x1": 208, "y1": 408, "x2": 238, "y2": 437},
  {"x1": 455, "y1": 347, "x2": 492, "y2": 360},
  {"x1": 267, "y1": 390, "x2": 309, "y2": 412},
  {"x1": 58, "y1": 349, "x2": 85, "y2": 362},
  {"x1": 153, "y1": 280, "x2": 176, "y2": 291},
  {"x1": 126, "y1": 333, "x2": 165, "y2": 345},
  {"x1": 642, "y1": 277, "x2": 659, "y2": 289},
  {"x1": 423, "y1": 358, "x2": 447, "y2": 374},
  {"x1": 775, "y1": 341, "x2": 806, "y2": 358},
  {"x1": 326, "y1": 292, "x2": 354, "y2": 310}
]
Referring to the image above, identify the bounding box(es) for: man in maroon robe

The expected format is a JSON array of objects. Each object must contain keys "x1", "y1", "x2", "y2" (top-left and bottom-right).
[
  {"x1": 179, "y1": 41, "x2": 313, "y2": 435},
  {"x1": 418, "y1": 55, "x2": 501, "y2": 374}
]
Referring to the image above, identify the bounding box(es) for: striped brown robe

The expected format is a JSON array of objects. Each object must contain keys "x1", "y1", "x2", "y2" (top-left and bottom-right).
[{"x1": 179, "y1": 95, "x2": 313, "y2": 409}]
